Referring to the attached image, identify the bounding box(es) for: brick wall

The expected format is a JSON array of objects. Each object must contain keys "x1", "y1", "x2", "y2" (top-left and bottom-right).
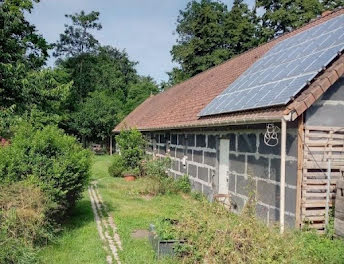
[{"x1": 145, "y1": 125, "x2": 298, "y2": 227}]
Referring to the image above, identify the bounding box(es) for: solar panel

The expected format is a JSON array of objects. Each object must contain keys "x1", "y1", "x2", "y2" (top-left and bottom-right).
[{"x1": 199, "y1": 14, "x2": 344, "y2": 117}]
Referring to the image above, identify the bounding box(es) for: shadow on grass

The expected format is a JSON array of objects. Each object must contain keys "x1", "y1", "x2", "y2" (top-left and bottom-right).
[{"x1": 58, "y1": 198, "x2": 95, "y2": 232}]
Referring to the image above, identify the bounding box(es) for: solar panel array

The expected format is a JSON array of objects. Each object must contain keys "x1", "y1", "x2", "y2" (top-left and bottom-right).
[{"x1": 199, "y1": 14, "x2": 344, "y2": 117}]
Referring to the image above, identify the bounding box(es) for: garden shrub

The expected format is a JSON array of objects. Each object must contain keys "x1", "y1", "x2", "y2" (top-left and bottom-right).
[
  {"x1": 143, "y1": 158, "x2": 191, "y2": 195},
  {"x1": 0, "y1": 182, "x2": 53, "y2": 264},
  {"x1": 0, "y1": 123, "x2": 92, "y2": 217},
  {"x1": 116, "y1": 128, "x2": 146, "y2": 169},
  {"x1": 175, "y1": 175, "x2": 191, "y2": 194},
  {"x1": 108, "y1": 154, "x2": 125, "y2": 177}
]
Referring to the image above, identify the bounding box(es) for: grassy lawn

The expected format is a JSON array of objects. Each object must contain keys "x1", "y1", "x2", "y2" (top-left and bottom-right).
[
  {"x1": 93, "y1": 155, "x2": 185, "y2": 264},
  {"x1": 39, "y1": 193, "x2": 108, "y2": 264},
  {"x1": 40, "y1": 155, "x2": 183, "y2": 264},
  {"x1": 39, "y1": 155, "x2": 344, "y2": 263}
]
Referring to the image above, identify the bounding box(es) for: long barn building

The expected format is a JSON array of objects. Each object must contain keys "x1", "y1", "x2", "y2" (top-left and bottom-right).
[{"x1": 114, "y1": 9, "x2": 344, "y2": 232}]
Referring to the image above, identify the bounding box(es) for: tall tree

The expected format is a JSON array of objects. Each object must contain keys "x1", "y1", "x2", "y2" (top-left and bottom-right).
[
  {"x1": 169, "y1": 0, "x2": 259, "y2": 85},
  {"x1": 256, "y1": 0, "x2": 324, "y2": 40},
  {"x1": 53, "y1": 10, "x2": 102, "y2": 112},
  {"x1": 170, "y1": 0, "x2": 230, "y2": 79},
  {"x1": 71, "y1": 90, "x2": 122, "y2": 145},
  {"x1": 53, "y1": 10, "x2": 102, "y2": 57},
  {"x1": 122, "y1": 76, "x2": 159, "y2": 117},
  {"x1": 0, "y1": 0, "x2": 49, "y2": 109},
  {"x1": 225, "y1": 0, "x2": 260, "y2": 56}
]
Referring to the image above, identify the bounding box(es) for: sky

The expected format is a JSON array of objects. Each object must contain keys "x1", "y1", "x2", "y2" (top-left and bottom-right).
[{"x1": 27, "y1": 0, "x2": 254, "y2": 83}]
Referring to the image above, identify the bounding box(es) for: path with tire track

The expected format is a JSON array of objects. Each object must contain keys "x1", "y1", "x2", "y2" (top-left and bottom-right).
[{"x1": 88, "y1": 181, "x2": 122, "y2": 264}]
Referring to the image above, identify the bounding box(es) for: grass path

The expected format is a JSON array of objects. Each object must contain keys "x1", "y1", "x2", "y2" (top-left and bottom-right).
[
  {"x1": 39, "y1": 193, "x2": 108, "y2": 264},
  {"x1": 40, "y1": 155, "x2": 182, "y2": 264}
]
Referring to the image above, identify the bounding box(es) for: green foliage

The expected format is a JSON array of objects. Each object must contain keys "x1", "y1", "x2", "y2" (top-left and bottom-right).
[
  {"x1": 152, "y1": 196, "x2": 344, "y2": 263},
  {"x1": 171, "y1": 0, "x2": 231, "y2": 78},
  {"x1": 53, "y1": 10, "x2": 102, "y2": 57},
  {"x1": 154, "y1": 218, "x2": 179, "y2": 240},
  {"x1": 257, "y1": 0, "x2": 324, "y2": 41},
  {"x1": 169, "y1": 0, "x2": 259, "y2": 82},
  {"x1": 108, "y1": 154, "x2": 126, "y2": 177},
  {"x1": 0, "y1": 123, "x2": 92, "y2": 216},
  {"x1": 225, "y1": 0, "x2": 260, "y2": 55},
  {"x1": 0, "y1": 0, "x2": 49, "y2": 109},
  {"x1": 0, "y1": 234, "x2": 38, "y2": 264},
  {"x1": 143, "y1": 158, "x2": 191, "y2": 195},
  {"x1": 116, "y1": 129, "x2": 146, "y2": 169},
  {"x1": 169, "y1": 0, "x2": 342, "y2": 84},
  {"x1": 175, "y1": 175, "x2": 191, "y2": 194},
  {"x1": 123, "y1": 167, "x2": 140, "y2": 177},
  {"x1": 71, "y1": 90, "x2": 122, "y2": 140},
  {"x1": 122, "y1": 76, "x2": 159, "y2": 117},
  {"x1": 322, "y1": 0, "x2": 344, "y2": 9},
  {"x1": 0, "y1": 182, "x2": 54, "y2": 264},
  {"x1": 58, "y1": 45, "x2": 158, "y2": 141}
]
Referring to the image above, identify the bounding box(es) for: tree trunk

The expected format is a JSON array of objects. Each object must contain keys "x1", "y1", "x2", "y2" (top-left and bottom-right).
[
  {"x1": 82, "y1": 135, "x2": 86, "y2": 148},
  {"x1": 109, "y1": 135, "x2": 113, "y2": 156}
]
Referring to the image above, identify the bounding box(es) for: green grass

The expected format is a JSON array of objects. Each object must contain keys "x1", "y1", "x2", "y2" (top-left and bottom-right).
[
  {"x1": 39, "y1": 193, "x2": 108, "y2": 264},
  {"x1": 93, "y1": 155, "x2": 184, "y2": 264},
  {"x1": 40, "y1": 155, "x2": 182, "y2": 264},
  {"x1": 39, "y1": 155, "x2": 344, "y2": 264}
]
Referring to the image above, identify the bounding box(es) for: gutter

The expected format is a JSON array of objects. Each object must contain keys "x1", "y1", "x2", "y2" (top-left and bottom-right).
[{"x1": 113, "y1": 115, "x2": 284, "y2": 133}]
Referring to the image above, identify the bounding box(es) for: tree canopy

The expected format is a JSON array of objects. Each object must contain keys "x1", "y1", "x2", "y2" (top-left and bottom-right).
[
  {"x1": 167, "y1": 0, "x2": 343, "y2": 86},
  {"x1": 53, "y1": 10, "x2": 102, "y2": 57},
  {"x1": 0, "y1": 0, "x2": 49, "y2": 109}
]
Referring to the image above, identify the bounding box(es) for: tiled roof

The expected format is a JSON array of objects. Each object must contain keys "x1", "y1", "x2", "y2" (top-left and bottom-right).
[{"x1": 115, "y1": 9, "x2": 344, "y2": 132}]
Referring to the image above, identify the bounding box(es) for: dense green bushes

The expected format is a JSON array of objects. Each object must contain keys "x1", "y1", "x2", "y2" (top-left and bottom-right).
[
  {"x1": 116, "y1": 128, "x2": 146, "y2": 169},
  {"x1": 111, "y1": 129, "x2": 191, "y2": 194},
  {"x1": 0, "y1": 123, "x2": 92, "y2": 216},
  {"x1": 108, "y1": 129, "x2": 146, "y2": 177},
  {"x1": 108, "y1": 154, "x2": 126, "y2": 177},
  {"x1": 0, "y1": 123, "x2": 92, "y2": 263}
]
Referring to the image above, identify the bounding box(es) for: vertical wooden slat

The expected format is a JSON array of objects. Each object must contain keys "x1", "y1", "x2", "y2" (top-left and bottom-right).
[
  {"x1": 295, "y1": 115, "x2": 304, "y2": 228},
  {"x1": 301, "y1": 125, "x2": 344, "y2": 232}
]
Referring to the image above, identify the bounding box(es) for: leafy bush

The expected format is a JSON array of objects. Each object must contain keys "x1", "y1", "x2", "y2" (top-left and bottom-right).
[
  {"x1": 0, "y1": 182, "x2": 53, "y2": 264},
  {"x1": 0, "y1": 123, "x2": 92, "y2": 217},
  {"x1": 116, "y1": 128, "x2": 146, "y2": 169},
  {"x1": 175, "y1": 175, "x2": 191, "y2": 194},
  {"x1": 143, "y1": 158, "x2": 191, "y2": 195},
  {"x1": 108, "y1": 154, "x2": 125, "y2": 177},
  {"x1": 0, "y1": 235, "x2": 38, "y2": 264},
  {"x1": 123, "y1": 167, "x2": 140, "y2": 177}
]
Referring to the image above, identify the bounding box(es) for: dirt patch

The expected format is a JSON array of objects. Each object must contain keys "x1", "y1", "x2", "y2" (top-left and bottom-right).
[
  {"x1": 131, "y1": 229, "x2": 151, "y2": 239},
  {"x1": 141, "y1": 194, "x2": 154, "y2": 200}
]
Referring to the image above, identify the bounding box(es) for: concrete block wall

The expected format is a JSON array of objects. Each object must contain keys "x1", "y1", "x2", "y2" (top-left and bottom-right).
[
  {"x1": 226, "y1": 129, "x2": 298, "y2": 227},
  {"x1": 145, "y1": 126, "x2": 298, "y2": 227},
  {"x1": 146, "y1": 132, "x2": 216, "y2": 200}
]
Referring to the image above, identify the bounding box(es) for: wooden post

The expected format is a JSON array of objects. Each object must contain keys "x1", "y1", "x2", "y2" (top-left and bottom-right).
[
  {"x1": 325, "y1": 130, "x2": 333, "y2": 229},
  {"x1": 82, "y1": 135, "x2": 86, "y2": 148},
  {"x1": 110, "y1": 135, "x2": 113, "y2": 156},
  {"x1": 295, "y1": 115, "x2": 304, "y2": 228},
  {"x1": 325, "y1": 159, "x2": 332, "y2": 228},
  {"x1": 335, "y1": 180, "x2": 344, "y2": 237}
]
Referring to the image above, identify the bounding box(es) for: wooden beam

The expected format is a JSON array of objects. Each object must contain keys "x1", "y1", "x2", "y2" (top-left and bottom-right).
[{"x1": 296, "y1": 114, "x2": 304, "y2": 229}]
